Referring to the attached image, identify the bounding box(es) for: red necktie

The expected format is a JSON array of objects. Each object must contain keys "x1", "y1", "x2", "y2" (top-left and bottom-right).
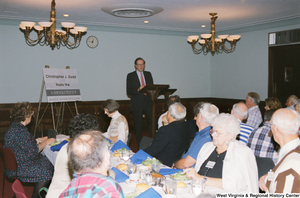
[
  {"x1": 140, "y1": 72, "x2": 146, "y2": 95},
  {"x1": 140, "y1": 72, "x2": 145, "y2": 86}
]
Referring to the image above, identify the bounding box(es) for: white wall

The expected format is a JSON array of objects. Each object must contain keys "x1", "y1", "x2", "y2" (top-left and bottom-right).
[
  {"x1": 0, "y1": 22, "x2": 210, "y2": 103},
  {"x1": 210, "y1": 23, "x2": 300, "y2": 101}
]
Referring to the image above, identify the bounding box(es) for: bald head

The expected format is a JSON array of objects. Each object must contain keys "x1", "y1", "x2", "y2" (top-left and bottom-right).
[
  {"x1": 232, "y1": 102, "x2": 248, "y2": 121},
  {"x1": 271, "y1": 109, "x2": 300, "y2": 136},
  {"x1": 68, "y1": 130, "x2": 108, "y2": 173}
]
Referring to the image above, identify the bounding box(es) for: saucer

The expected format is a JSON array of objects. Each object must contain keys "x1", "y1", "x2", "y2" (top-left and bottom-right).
[{"x1": 125, "y1": 179, "x2": 139, "y2": 184}]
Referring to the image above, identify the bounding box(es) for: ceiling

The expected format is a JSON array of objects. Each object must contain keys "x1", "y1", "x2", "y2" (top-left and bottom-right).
[{"x1": 1, "y1": 0, "x2": 300, "y2": 33}]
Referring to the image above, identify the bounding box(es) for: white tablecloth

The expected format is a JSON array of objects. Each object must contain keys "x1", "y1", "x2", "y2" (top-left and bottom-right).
[
  {"x1": 110, "y1": 155, "x2": 226, "y2": 197},
  {"x1": 44, "y1": 146, "x2": 225, "y2": 197},
  {"x1": 42, "y1": 144, "x2": 59, "y2": 166}
]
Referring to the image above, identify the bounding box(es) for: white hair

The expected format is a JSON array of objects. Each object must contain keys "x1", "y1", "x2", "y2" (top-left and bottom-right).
[
  {"x1": 169, "y1": 102, "x2": 186, "y2": 120},
  {"x1": 271, "y1": 109, "x2": 300, "y2": 135},
  {"x1": 232, "y1": 103, "x2": 248, "y2": 119},
  {"x1": 200, "y1": 103, "x2": 219, "y2": 125},
  {"x1": 212, "y1": 113, "x2": 241, "y2": 139},
  {"x1": 295, "y1": 99, "x2": 300, "y2": 109},
  {"x1": 289, "y1": 95, "x2": 299, "y2": 105}
]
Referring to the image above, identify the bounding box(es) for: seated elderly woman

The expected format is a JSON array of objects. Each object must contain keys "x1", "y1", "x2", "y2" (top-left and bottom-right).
[
  {"x1": 102, "y1": 99, "x2": 129, "y2": 144},
  {"x1": 264, "y1": 97, "x2": 282, "y2": 111},
  {"x1": 4, "y1": 102, "x2": 56, "y2": 198},
  {"x1": 184, "y1": 113, "x2": 258, "y2": 193}
]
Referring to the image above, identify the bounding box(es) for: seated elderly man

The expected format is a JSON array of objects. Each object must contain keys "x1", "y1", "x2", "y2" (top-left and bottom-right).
[
  {"x1": 173, "y1": 103, "x2": 219, "y2": 169},
  {"x1": 47, "y1": 114, "x2": 99, "y2": 198},
  {"x1": 59, "y1": 130, "x2": 124, "y2": 197},
  {"x1": 184, "y1": 113, "x2": 258, "y2": 193},
  {"x1": 259, "y1": 109, "x2": 300, "y2": 193},
  {"x1": 231, "y1": 102, "x2": 253, "y2": 144},
  {"x1": 245, "y1": 92, "x2": 262, "y2": 129},
  {"x1": 247, "y1": 109, "x2": 279, "y2": 164},
  {"x1": 157, "y1": 95, "x2": 181, "y2": 128},
  {"x1": 286, "y1": 95, "x2": 298, "y2": 110},
  {"x1": 144, "y1": 102, "x2": 190, "y2": 167}
]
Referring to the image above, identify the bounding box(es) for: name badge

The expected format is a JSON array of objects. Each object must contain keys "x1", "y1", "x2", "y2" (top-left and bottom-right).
[
  {"x1": 206, "y1": 161, "x2": 216, "y2": 169},
  {"x1": 267, "y1": 170, "x2": 274, "y2": 181}
]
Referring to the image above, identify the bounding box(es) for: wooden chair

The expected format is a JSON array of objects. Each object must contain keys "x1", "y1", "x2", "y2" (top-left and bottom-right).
[
  {"x1": 12, "y1": 179, "x2": 27, "y2": 198},
  {"x1": 0, "y1": 147, "x2": 34, "y2": 198},
  {"x1": 1, "y1": 147, "x2": 18, "y2": 198}
]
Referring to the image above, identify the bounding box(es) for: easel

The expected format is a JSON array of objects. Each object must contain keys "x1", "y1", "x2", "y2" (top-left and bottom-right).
[{"x1": 33, "y1": 65, "x2": 79, "y2": 138}]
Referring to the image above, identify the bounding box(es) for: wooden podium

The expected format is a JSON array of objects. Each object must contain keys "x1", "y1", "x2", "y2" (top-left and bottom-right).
[{"x1": 139, "y1": 84, "x2": 177, "y2": 138}]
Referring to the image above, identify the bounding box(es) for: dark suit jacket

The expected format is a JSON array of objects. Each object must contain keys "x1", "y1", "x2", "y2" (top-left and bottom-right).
[
  {"x1": 144, "y1": 121, "x2": 190, "y2": 167},
  {"x1": 126, "y1": 71, "x2": 153, "y2": 111}
]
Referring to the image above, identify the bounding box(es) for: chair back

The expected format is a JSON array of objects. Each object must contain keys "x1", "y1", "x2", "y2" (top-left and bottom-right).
[
  {"x1": 255, "y1": 156, "x2": 275, "y2": 178},
  {"x1": 12, "y1": 179, "x2": 27, "y2": 198},
  {"x1": 127, "y1": 133, "x2": 132, "y2": 146},
  {"x1": 139, "y1": 136, "x2": 153, "y2": 150},
  {"x1": 1, "y1": 147, "x2": 17, "y2": 178}
]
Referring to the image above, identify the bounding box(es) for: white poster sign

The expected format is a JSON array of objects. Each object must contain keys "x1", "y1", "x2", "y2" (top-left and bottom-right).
[{"x1": 42, "y1": 68, "x2": 81, "y2": 102}]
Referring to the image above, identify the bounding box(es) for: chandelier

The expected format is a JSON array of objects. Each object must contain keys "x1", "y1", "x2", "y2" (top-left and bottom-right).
[
  {"x1": 18, "y1": 0, "x2": 87, "y2": 50},
  {"x1": 187, "y1": 13, "x2": 241, "y2": 56}
]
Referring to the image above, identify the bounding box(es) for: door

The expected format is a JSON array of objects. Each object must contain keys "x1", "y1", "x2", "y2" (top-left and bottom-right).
[{"x1": 268, "y1": 44, "x2": 300, "y2": 105}]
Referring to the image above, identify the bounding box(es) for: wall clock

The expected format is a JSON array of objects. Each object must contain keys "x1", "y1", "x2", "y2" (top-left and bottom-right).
[{"x1": 86, "y1": 36, "x2": 99, "y2": 49}]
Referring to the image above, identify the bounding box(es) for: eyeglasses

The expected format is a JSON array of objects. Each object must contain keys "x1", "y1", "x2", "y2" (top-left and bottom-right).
[{"x1": 209, "y1": 129, "x2": 226, "y2": 137}]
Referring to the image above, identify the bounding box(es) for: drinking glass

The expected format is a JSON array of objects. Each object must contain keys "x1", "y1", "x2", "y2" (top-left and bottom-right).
[
  {"x1": 164, "y1": 179, "x2": 177, "y2": 195},
  {"x1": 139, "y1": 168, "x2": 148, "y2": 183},
  {"x1": 191, "y1": 178, "x2": 204, "y2": 196},
  {"x1": 151, "y1": 160, "x2": 161, "y2": 172},
  {"x1": 121, "y1": 150, "x2": 130, "y2": 163},
  {"x1": 127, "y1": 163, "x2": 136, "y2": 174}
]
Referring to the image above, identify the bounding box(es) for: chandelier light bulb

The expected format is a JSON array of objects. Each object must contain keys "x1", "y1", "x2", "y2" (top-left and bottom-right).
[
  {"x1": 21, "y1": 21, "x2": 35, "y2": 28},
  {"x1": 34, "y1": 25, "x2": 43, "y2": 31},
  {"x1": 38, "y1": 22, "x2": 52, "y2": 28}
]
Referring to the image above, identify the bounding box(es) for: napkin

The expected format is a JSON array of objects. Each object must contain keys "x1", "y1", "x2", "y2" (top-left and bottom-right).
[
  {"x1": 130, "y1": 149, "x2": 152, "y2": 164},
  {"x1": 111, "y1": 167, "x2": 129, "y2": 183},
  {"x1": 159, "y1": 168, "x2": 183, "y2": 176},
  {"x1": 50, "y1": 140, "x2": 69, "y2": 151},
  {"x1": 106, "y1": 138, "x2": 112, "y2": 143},
  {"x1": 110, "y1": 140, "x2": 130, "y2": 152},
  {"x1": 136, "y1": 188, "x2": 161, "y2": 198}
]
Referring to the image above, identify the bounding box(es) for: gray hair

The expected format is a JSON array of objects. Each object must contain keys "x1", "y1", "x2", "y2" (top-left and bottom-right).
[
  {"x1": 169, "y1": 102, "x2": 186, "y2": 120},
  {"x1": 193, "y1": 102, "x2": 205, "y2": 117},
  {"x1": 271, "y1": 109, "x2": 300, "y2": 135},
  {"x1": 295, "y1": 99, "x2": 300, "y2": 108},
  {"x1": 200, "y1": 103, "x2": 219, "y2": 125},
  {"x1": 232, "y1": 102, "x2": 248, "y2": 119},
  {"x1": 248, "y1": 92, "x2": 260, "y2": 105},
  {"x1": 212, "y1": 113, "x2": 241, "y2": 140},
  {"x1": 288, "y1": 95, "x2": 298, "y2": 105},
  {"x1": 197, "y1": 193, "x2": 216, "y2": 198},
  {"x1": 68, "y1": 130, "x2": 108, "y2": 172},
  {"x1": 168, "y1": 95, "x2": 181, "y2": 107}
]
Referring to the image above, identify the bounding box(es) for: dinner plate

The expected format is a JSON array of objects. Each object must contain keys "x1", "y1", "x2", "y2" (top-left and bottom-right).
[{"x1": 168, "y1": 175, "x2": 192, "y2": 184}]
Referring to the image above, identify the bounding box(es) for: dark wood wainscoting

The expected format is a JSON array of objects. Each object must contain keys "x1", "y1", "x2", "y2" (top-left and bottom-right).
[{"x1": 0, "y1": 98, "x2": 266, "y2": 142}]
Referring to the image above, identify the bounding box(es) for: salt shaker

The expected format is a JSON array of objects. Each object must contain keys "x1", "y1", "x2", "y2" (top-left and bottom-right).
[{"x1": 145, "y1": 171, "x2": 152, "y2": 183}]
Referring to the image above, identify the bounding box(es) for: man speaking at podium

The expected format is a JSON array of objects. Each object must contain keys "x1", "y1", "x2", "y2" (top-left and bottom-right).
[{"x1": 126, "y1": 57, "x2": 154, "y2": 148}]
